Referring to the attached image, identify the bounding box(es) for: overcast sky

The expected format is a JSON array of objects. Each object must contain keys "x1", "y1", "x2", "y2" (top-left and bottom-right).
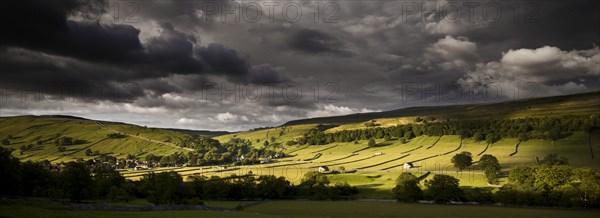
[{"x1": 1, "y1": 0, "x2": 599, "y2": 131}]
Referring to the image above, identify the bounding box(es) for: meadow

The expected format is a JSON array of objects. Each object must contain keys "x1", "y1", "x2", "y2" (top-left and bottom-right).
[
  {"x1": 1, "y1": 200, "x2": 599, "y2": 218},
  {"x1": 121, "y1": 132, "x2": 599, "y2": 199}
]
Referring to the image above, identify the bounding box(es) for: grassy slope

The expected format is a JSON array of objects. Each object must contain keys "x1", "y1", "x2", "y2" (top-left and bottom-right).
[
  {"x1": 195, "y1": 92, "x2": 600, "y2": 196},
  {"x1": 0, "y1": 115, "x2": 191, "y2": 162},
  {"x1": 284, "y1": 90, "x2": 600, "y2": 126},
  {"x1": 214, "y1": 124, "x2": 319, "y2": 148},
  {"x1": 155, "y1": 133, "x2": 599, "y2": 198}
]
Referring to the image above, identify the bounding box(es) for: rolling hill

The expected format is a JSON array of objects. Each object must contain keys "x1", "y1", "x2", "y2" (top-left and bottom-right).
[
  {"x1": 1, "y1": 91, "x2": 599, "y2": 195},
  {"x1": 0, "y1": 115, "x2": 227, "y2": 162},
  {"x1": 283, "y1": 90, "x2": 600, "y2": 126}
]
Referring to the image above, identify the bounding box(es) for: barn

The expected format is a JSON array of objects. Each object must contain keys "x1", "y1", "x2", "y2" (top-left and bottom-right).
[{"x1": 318, "y1": 166, "x2": 330, "y2": 172}]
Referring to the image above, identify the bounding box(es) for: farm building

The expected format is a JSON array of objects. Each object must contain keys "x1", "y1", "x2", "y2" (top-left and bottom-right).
[
  {"x1": 403, "y1": 162, "x2": 414, "y2": 169},
  {"x1": 134, "y1": 164, "x2": 150, "y2": 171},
  {"x1": 318, "y1": 166, "x2": 330, "y2": 172}
]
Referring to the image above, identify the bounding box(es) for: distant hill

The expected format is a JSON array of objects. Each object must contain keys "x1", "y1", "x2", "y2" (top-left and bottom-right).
[
  {"x1": 283, "y1": 91, "x2": 600, "y2": 126},
  {"x1": 0, "y1": 115, "x2": 227, "y2": 162},
  {"x1": 2, "y1": 91, "x2": 599, "y2": 162},
  {"x1": 164, "y1": 128, "x2": 231, "y2": 138}
]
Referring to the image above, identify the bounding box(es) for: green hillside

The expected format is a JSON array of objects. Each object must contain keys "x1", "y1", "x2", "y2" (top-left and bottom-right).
[
  {"x1": 1, "y1": 91, "x2": 599, "y2": 197},
  {"x1": 194, "y1": 91, "x2": 600, "y2": 196},
  {"x1": 0, "y1": 115, "x2": 194, "y2": 162},
  {"x1": 284, "y1": 91, "x2": 600, "y2": 126}
]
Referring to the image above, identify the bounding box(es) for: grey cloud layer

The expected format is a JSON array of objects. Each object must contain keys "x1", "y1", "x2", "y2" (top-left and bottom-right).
[{"x1": 1, "y1": 0, "x2": 599, "y2": 131}]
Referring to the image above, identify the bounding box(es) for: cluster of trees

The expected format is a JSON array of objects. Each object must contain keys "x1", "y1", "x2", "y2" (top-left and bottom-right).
[
  {"x1": 479, "y1": 155, "x2": 501, "y2": 184},
  {"x1": 186, "y1": 174, "x2": 295, "y2": 201},
  {"x1": 106, "y1": 133, "x2": 126, "y2": 139},
  {"x1": 0, "y1": 146, "x2": 358, "y2": 204},
  {"x1": 141, "y1": 137, "x2": 286, "y2": 167},
  {"x1": 393, "y1": 173, "x2": 463, "y2": 203},
  {"x1": 0, "y1": 148, "x2": 133, "y2": 202},
  {"x1": 85, "y1": 148, "x2": 100, "y2": 156},
  {"x1": 136, "y1": 170, "x2": 359, "y2": 204},
  {"x1": 298, "y1": 171, "x2": 359, "y2": 200},
  {"x1": 19, "y1": 144, "x2": 34, "y2": 151},
  {"x1": 54, "y1": 136, "x2": 86, "y2": 146},
  {"x1": 297, "y1": 115, "x2": 599, "y2": 145},
  {"x1": 2, "y1": 135, "x2": 14, "y2": 145},
  {"x1": 393, "y1": 154, "x2": 600, "y2": 207},
  {"x1": 496, "y1": 154, "x2": 600, "y2": 207},
  {"x1": 450, "y1": 153, "x2": 501, "y2": 184},
  {"x1": 51, "y1": 136, "x2": 87, "y2": 153}
]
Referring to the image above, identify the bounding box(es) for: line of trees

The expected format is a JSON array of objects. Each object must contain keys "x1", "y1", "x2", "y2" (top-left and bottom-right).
[
  {"x1": 0, "y1": 146, "x2": 358, "y2": 204},
  {"x1": 297, "y1": 115, "x2": 600, "y2": 145}
]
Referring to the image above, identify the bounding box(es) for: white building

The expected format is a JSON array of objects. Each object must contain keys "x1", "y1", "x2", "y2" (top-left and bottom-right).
[{"x1": 318, "y1": 166, "x2": 330, "y2": 172}]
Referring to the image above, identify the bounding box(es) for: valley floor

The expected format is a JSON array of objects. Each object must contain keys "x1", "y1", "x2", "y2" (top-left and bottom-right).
[
  {"x1": 1, "y1": 200, "x2": 599, "y2": 218},
  {"x1": 119, "y1": 133, "x2": 600, "y2": 198}
]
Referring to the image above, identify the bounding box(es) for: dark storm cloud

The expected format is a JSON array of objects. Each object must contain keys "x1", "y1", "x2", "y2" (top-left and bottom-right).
[
  {"x1": 287, "y1": 28, "x2": 354, "y2": 57},
  {"x1": 1, "y1": 0, "x2": 599, "y2": 131},
  {"x1": 0, "y1": 0, "x2": 143, "y2": 64},
  {"x1": 0, "y1": 0, "x2": 293, "y2": 102},
  {"x1": 199, "y1": 43, "x2": 249, "y2": 77},
  {"x1": 248, "y1": 64, "x2": 290, "y2": 84},
  {"x1": 2, "y1": 1, "x2": 197, "y2": 79}
]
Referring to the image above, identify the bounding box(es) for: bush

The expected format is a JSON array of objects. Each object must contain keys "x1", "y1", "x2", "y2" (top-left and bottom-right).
[
  {"x1": 367, "y1": 139, "x2": 376, "y2": 147},
  {"x1": 539, "y1": 153, "x2": 569, "y2": 166}
]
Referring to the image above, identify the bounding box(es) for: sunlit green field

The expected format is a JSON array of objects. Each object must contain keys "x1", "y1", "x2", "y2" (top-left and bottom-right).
[
  {"x1": 214, "y1": 124, "x2": 319, "y2": 148},
  {"x1": 121, "y1": 132, "x2": 600, "y2": 199}
]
